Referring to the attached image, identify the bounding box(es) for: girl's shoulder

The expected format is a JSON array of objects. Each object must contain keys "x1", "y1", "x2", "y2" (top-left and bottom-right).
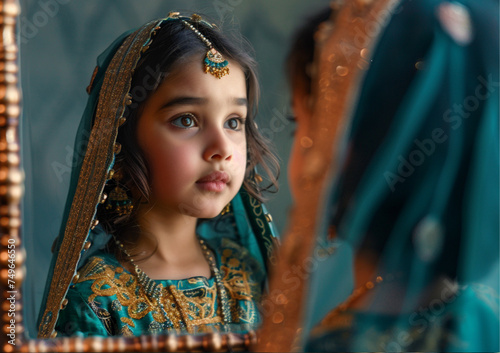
[
  {"x1": 74, "y1": 250, "x2": 130, "y2": 286},
  {"x1": 57, "y1": 250, "x2": 139, "y2": 337}
]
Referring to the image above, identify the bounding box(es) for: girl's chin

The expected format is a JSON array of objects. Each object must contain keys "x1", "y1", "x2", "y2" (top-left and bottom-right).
[
  {"x1": 197, "y1": 209, "x2": 227, "y2": 219},
  {"x1": 180, "y1": 205, "x2": 229, "y2": 219}
]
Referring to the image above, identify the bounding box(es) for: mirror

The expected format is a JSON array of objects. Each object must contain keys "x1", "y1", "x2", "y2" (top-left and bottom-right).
[
  {"x1": 8, "y1": 0, "x2": 499, "y2": 351},
  {"x1": 8, "y1": 0, "x2": 330, "y2": 351}
]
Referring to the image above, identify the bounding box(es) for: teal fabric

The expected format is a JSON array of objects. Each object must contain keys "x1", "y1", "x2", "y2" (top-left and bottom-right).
[
  {"x1": 55, "y1": 236, "x2": 265, "y2": 337},
  {"x1": 302, "y1": 0, "x2": 499, "y2": 351},
  {"x1": 37, "y1": 29, "x2": 133, "y2": 330},
  {"x1": 198, "y1": 190, "x2": 279, "y2": 273},
  {"x1": 37, "y1": 17, "x2": 278, "y2": 338},
  {"x1": 307, "y1": 284, "x2": 498, "y2": 352}
]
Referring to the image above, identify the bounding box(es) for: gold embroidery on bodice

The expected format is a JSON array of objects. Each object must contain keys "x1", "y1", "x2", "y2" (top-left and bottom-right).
[{"x1": 75, "y1": 239, "x2": 260, "y2": 333}]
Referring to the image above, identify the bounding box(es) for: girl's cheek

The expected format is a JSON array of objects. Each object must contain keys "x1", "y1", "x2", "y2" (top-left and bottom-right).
[
  {"x1": 230, "y1": 149, "x2": 247, "y2": 189},
  {"x1": 150, "y1": 146, "x2": 196, "y2": 182},
  {"x1": 232, "y1": 148, "x2": 247, "y2": 173}
]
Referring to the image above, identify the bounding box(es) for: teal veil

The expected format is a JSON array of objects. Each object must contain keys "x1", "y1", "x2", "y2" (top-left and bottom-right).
[{"x1": 36, "y1": 18, "x2": 278, "y2": 339}]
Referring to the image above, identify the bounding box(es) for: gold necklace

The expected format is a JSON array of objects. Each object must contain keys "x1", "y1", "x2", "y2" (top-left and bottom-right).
[{"x1": 115, "y1": 237, "x2": 232, "y2": 333}]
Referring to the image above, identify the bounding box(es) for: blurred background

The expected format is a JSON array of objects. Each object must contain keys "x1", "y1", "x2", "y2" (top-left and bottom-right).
[{"x1": 19, "y1": 0, "x2": 330, "y2": 337}]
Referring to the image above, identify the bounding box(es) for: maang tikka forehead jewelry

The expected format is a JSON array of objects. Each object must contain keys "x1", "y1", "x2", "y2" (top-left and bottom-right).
[{"x1": 166, "y1": 12, "x2": 230, "y2": 79}]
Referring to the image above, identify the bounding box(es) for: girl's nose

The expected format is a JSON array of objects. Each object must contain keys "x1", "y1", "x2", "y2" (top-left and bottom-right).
[{"x1": 202, "y1": 128, "x2": 233, "y2": 162}]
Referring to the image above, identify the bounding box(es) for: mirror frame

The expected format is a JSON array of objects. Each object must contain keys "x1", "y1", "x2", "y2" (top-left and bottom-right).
[{"x1": 0, "y1": 1, "x2": 255, "y2": 351}]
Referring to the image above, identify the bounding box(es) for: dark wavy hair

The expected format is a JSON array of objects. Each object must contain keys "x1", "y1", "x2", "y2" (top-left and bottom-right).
[{"x1": 97, "y1": 17, "x2": 279, "y2": 259}]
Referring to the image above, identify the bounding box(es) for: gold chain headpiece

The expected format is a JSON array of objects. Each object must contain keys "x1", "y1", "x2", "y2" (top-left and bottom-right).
[{"x1": 166, "y1": 12, "x2": 230, "y2": 79}]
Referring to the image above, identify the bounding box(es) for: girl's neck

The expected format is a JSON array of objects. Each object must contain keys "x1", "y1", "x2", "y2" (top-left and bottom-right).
[
  {"x1": 137, "y1": 204, "x2": 197, "y2": 255},
  {"x1": 130, "y1": 203, "x2": 210, "y2": 280}
]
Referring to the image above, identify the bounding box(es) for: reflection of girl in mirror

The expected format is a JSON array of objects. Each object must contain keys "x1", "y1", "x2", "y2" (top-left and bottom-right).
[
  {"x1": 271, "y1": 1, "x2": 499, "y2": 352},
  {"x1": 37, "y1": 12, "x2": 279, "y2": 338}
]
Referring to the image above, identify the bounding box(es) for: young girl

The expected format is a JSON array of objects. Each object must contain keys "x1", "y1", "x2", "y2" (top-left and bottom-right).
[{"x1": 37, "y1": 12, "x2": 279, "y2": 338}]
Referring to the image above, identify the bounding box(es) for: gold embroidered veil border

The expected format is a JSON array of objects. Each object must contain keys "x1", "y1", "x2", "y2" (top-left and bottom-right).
[
  {"x1": 37, "y1": 20, "x2": 162, "y2": 339},
  {"x1": 254, "y1": 0, "x2": 401, "y2": 351}
]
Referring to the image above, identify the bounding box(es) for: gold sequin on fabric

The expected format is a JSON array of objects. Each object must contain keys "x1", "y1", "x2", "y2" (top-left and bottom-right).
[
  {"x1": 300, "y1": 136, "x2": 314, "y2": 149},
  {"x1": 336, "y1": 65, "x2": 349, "y2": 76}
]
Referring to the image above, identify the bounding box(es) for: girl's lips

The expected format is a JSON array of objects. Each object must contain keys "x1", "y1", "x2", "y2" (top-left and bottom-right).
[
  {"x1": 196, "y1": 180, "x2": 227, "y2": 192},
  {"x1": 196, "y1": 171, "x2": 229, "y2": 192}
]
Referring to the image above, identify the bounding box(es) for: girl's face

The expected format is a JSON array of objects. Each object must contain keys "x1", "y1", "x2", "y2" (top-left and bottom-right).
[{"x1": 136, "y1": 58, "x2": 248, "y2": 219}]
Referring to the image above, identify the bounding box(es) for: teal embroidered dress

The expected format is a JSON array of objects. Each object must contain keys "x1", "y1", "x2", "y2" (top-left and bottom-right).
[{"x1": 56, "y1": 237, "x2": 265, "y2": 337}]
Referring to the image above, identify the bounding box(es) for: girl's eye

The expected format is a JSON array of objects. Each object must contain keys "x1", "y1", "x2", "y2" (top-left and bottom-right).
[
  {"x1": 225, "y1": 117, "x2": 245, "y2": 131},
  {"x1": 171, "y1": 113, "x2": 197, "y2": 129}
]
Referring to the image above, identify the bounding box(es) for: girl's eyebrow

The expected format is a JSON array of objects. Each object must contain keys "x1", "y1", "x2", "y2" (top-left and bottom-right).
[
  {"x1": 161, "y1": 96, "x2": 248, "y2": 109},
  {"x1": 233, "y1": 97, "x2": 248, "y2": 107},
  {"x1": 161, "y1": 97, "x2": 207, "y2": 108}
]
